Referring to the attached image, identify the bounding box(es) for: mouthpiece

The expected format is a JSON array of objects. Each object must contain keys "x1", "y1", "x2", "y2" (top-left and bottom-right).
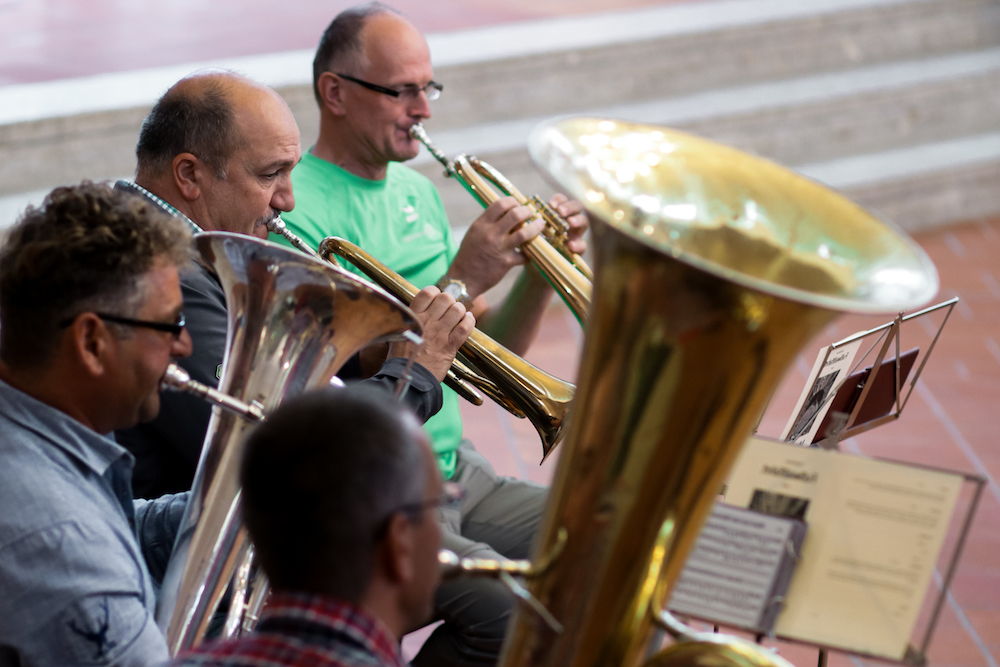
[{"x1": 161, "y1": 363, "x2": 266, "y2": 422}]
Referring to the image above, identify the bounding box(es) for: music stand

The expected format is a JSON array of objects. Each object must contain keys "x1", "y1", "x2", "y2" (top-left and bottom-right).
[{"x1": 792, "y1": 298, "x2": 958, "y2": 450}]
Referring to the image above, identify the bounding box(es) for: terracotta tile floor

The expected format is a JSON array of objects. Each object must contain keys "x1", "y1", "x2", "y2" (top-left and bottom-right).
[{"x1": 461, "y1": 216, "x2": 1000, "y2": 667}]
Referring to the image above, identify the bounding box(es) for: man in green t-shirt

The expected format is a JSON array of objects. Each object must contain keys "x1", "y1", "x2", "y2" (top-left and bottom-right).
[{"x1": 277, "y1": 5, "x2": 589, "y2": 667}]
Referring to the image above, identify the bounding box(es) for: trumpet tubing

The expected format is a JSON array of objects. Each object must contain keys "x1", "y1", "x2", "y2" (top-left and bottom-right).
[
  {"x1": 266, "y1": 215, "x2": 492, "y2": 408},
  {"x1": 410, "y1": 123, "x2": 593, "y2": 323},
  {"x1": 320, "y1": 236, "x2": 575, "y2": 461}
]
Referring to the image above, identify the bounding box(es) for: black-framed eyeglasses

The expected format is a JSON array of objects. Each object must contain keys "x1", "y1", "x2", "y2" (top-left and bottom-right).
[
  {"x1": 336, "y1": 73, "x2": 443, "y2": 101},
  {"x1": 376, "y1": 482, "x2": 465, "y2": 537},
  {"x1": 59, "y1": 312, "x2": 187, "y2": 339},
  {"x1": 397, "y1": 481, "x2": 466, "y2": 517}
]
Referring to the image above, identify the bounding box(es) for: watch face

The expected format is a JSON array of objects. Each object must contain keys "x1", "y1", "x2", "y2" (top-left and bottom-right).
[{"x1": 443, "y1": 282, "x2": 464, "y2": 299}]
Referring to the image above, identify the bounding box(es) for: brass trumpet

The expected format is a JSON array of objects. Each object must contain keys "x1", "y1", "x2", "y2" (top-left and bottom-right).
[
  {"x1": 267, "y1": 216, "x2": 575, "y2": 461},
  {"x1": 320, "y1": 236, "x2": 575, "y2": 461},
  {"x1": 266, "y1": 216, "x2": 491, "y2": 409},
  {"x1": 410, "y1": 123, "x2": 592, "y2": 323}
]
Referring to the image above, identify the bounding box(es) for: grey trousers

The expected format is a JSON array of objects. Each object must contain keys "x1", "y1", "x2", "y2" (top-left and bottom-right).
[{"x1": 412, "y1": 440, "x2": 547, "y2": 667}]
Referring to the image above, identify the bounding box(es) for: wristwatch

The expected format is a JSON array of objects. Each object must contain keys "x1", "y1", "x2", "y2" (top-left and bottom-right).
[{"x1": 435, "y1": 276, "x2": 474, "y2": 310}]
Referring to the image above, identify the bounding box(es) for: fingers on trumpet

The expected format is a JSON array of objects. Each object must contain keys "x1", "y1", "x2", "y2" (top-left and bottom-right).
[
  {"x1": 402, "y1": 286, "x2": 476, "y2": 382},
  {"x1": 450, "y1": 198, "x2": 544, "y2": 295},
  {"x1": 547, "y1": 193, "x2": 590, "y2": 256}
]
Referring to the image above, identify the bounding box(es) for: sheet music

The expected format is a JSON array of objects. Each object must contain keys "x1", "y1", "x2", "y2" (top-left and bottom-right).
[
  {"x1": 669, "y1": 503, "x2": 805, "y2": 632},
  {"x1": 724, "y1": 437, "x2": 963, "y2": 659},
  {"x1": 781, "y1": 339, "x2": 862, "y2": 444}
]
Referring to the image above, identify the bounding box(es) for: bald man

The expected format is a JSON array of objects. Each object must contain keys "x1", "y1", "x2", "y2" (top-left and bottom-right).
[
  {"x1": 277, "y1": 6, "x2": 588, "y2": 666},
  {"x1": 115, "y1": 72, "x2": 473, "y2": 499}
]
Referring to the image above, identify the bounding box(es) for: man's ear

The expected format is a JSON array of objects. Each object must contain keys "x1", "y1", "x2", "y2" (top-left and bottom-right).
[
  {"x1": 381, "y1": 513, "x2": 417, "y2": 585},
  {"x1": 318, "y1": 72, "x2": 347, "y2": 116},
  {"x1": 172, "y1": 153, "x2": 204, "y2": 202},
  {"x1": 69, "y1": 314, "x2": 110, "y2": 377}
]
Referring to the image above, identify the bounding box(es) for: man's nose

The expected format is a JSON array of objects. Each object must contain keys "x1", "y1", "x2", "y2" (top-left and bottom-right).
[
  {"x1": 172, "y1": 327, "x2": 193, "y2": 359},
  {"x1": 409, "y1": 90, "x2": 432, "y2": 119},
  {"x1": 273, "y1": 176, "x2": 295, "y2": 213}
]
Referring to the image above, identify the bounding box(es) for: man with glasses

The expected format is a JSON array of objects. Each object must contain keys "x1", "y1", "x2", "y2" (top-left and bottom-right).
[
  {"x1": 276, "y1": 5, "x2": 587, "y2": 666},
  {"x1": 115, "y1": 71, "x2": 474, "y2": 499},
  {"x1": 173, "y1": 386, "x2": 455, "y2": 667},
  {"x1": 0, "y1": 182, "x2": 194, "y2": 666}
]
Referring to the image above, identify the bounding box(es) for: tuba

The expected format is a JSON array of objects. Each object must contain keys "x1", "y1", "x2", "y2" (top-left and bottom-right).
[
  {"x1": 411, "y1": 123, "x2": 592, "y2": 323},
  {"x1": 493, "y1": 118, "x2": 939, "y2": 667},
  {"x1": 156, "y1": 232, "x2": 422, "y2": 654}
]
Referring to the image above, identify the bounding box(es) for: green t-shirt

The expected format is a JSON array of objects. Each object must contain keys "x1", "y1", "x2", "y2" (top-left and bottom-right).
[{"x1": 276, "y1": 152, "x2": 463, "y2": 478}]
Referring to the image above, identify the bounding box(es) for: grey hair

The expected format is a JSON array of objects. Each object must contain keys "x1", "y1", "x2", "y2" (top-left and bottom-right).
[{"x1": 0, "y1": 182, "x2": 192, "y2": 370}]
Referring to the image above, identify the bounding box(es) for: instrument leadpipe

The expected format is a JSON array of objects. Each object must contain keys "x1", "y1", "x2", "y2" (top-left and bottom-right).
[{"x1": 410, "y1": 123, "x2": 592, "y2": 323}]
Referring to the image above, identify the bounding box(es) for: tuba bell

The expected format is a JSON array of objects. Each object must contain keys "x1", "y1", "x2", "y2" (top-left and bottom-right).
[
  {"x1": 494, "y1": 118, "x2": 939, "y2": 667},
  {"x1": 155, "y1": 232, "x2": 423, "y2": 654}
]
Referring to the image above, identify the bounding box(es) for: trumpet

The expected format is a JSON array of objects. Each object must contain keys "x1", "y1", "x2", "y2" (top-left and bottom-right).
[
  {"x1": 267, "y1": 215, "x2": 490, "y2": 408},
  {"x1": 410, "y1": 123, "x2": 592, "y2": 323},
  {"x1": 267, "y1": 216, "x2": 575, "y2": 461},
  {"x1": 320, "y1": 236, "x2": 575, "y2": 461}
]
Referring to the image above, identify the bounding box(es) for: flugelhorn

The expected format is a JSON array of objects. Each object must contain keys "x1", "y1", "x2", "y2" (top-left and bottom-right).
[
  {"x1": 493, "y1": 118, "x2": 938, "y2": 667},
  {"x1": 156, "y1": 233, "x2": 423, "y2": 654},
  {"x1": 266, "y1": 215, "x2": 492, "y2": 410},
  {"x1": 320, "y1": 236, "x2": 575, "y2": 461},
  {"x1": 410, "y1": 123, "x2": 592, "y2": 322}
]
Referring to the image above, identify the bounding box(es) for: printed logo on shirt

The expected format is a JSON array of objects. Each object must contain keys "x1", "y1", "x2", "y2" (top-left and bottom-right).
[{"x1": 68, "y1": 597, "x2": 118, "y2": 660}]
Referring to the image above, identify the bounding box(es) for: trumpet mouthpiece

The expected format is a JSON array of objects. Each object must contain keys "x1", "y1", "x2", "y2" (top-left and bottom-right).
[
  {"x1": 161, "y1": 363, "x2": 192, "y2": 391},
  {"x1": 264, "y1": 215, "x2": 286, "y2": 235},
  {"x1": 409, "y1": 123, "x2": 428, "y2": 141}
]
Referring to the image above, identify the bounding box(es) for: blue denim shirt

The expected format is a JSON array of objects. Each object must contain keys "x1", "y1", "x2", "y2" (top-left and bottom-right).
[{"x1": 0, "y1": 377, "x2": 185, "y2": 666}]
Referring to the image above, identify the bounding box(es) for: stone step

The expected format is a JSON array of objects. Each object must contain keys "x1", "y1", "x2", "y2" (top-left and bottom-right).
[
  {"x1": 411, "y1": 47, "x2": 1000, "y2": 233},
  {"x1": 1, "y1": 0, "x2": 997, "y2": 199},
  {"x1": 417, "y1": 0, "x2": 1000, "y2": 130}
]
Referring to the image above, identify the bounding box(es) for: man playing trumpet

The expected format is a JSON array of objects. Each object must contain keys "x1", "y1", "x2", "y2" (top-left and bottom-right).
[
  {"x1": 278, "y1": 5, "x2": 588, "y2": 665},
  {"x1": 115, "y1": 71, "x2": 475, "y2": 499}
]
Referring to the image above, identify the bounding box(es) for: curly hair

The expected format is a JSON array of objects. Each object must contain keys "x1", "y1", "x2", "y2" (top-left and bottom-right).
[{"x1": 0, "y1": 182, "x2": 193, "y2": 370}]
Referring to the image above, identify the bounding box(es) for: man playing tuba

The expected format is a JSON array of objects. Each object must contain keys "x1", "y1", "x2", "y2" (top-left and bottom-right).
[{"x1": 0, "y1": 182, "x2": 194, "y2": 666}]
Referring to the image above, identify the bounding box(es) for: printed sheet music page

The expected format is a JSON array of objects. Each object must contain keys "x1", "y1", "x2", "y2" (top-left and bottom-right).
[{"x1": 724, "y1": 437, "x2": 963, "y2": 659}]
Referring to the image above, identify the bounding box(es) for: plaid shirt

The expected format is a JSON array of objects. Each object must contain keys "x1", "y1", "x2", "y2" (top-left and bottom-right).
[{"x1": 172, "y1": 592, "x2": 406, "y2": 667}]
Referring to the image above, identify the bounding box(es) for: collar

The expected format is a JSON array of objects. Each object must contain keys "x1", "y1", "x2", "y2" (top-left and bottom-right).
[
  {"x1": 258, "y1": 591, "x2": 404, "y2": 666},
  {"x1": 0, "y1": 376, "x2": 130, "y2": 478},
  {"x1": 115, "y1": 180, "x2": 203, "y2": 234}
]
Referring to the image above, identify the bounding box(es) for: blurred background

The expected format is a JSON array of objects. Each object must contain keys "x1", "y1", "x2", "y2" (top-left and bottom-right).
[{"x1": 1, "y1": 0, "x2": 997, "y2": 665}]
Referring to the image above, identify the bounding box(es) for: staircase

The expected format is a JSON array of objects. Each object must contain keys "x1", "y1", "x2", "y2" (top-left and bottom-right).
[{"x1": 1, "y1": 0, "x2": 998, "y2": 235}]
